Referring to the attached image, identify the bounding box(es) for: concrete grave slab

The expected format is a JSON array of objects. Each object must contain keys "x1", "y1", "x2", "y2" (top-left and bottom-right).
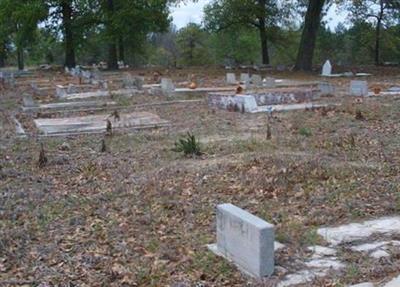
[
  {"x1": 263, "y1": 77, "x2": 276, "y2": 88},
  {"x1": 208, "y1": 203, "x2": 275, "y2": 278},
  {"x1": 60, "y1": 88, "x2": 142, "y2": 100},
  {"x1": 385, "y1": 275, "x2": 400, "y2": 287},
  {"x1": 161, "y1": 78, "x2": 175, "y2": 96},
  {"x1": 251, "y1": 74, "x2": 263, "y2": 86},
  {"x1": 349, "y1": 283, "x2": 375, "y2": 287},
  {"x1": 317, "y1": 217, "x2": 400, "y2": 246},
  {"x1": 23, "y1": 100, "x2": 117, "y2": 112},
  {"x1": 240, "y1": 73, "x2": 250, "y2": 84},
  {"x1": 34, "y1": 111, "x2": 169, "y2": 136},
  {"x1": 226, "y1": 73, "x2": 236, "y2": 84},
  {"x1": 350, "y1": 80, "x2": 369, "y2": 97}
]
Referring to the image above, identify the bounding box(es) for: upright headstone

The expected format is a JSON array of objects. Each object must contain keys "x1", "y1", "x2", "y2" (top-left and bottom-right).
[
  {"x1": 319, "y1": 82, "x2": 336, "y2": 96},
  {"x1": 210, "y1": 203, "x2": 275, "y2": 278},
  {"x1": 350, "y1": 80, "x2": 368, "y2": 97},
  {"x1": 226, "y1": 73, "x2": 236, "y2": 85},
  {"x1": 161, "y1": 78, "x2": 175, "y2": 96},
  {"x1": 251, "y1": 74, "x2": 263, "y2": 87},
  {"x1": 263, "y1": 77, "x2": 276, "y2": 88},
  {"x1": 240, "y1": 73, "x2": 250, "y2": 85},
  {"x1": 322, "y1": 60, "x2": 332, "y2": 76},
  {"x1": 22, "y1": 95, "x2": 37, "y2": 107}
]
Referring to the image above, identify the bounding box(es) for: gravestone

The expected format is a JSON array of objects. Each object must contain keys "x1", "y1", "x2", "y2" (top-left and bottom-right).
[
  {"x1": 23, "y1": 95, "x2": 37, "y2": 107},
  {"x1": 263, "y1": 77, "x2": 276, "y2": 88},
  {"x1": 226, "y1": 73, "x2": 236, "y2": 85},
  {"x1": 322, "y1": 60, "x2": 332, "y2": 76},
  {"x1": 319, "y1": 82, "x2": 336, "y2": 96},
  {"x1": 350, "y1": 80, "x2": 368, "y2": 97},
  {"x1": 251, "y1": 74, "x2": 263, "y2": 87},
  {"x1": 240, "y1": 73, "x2": 250, "y2": 85},
  {"x1": 210, "y1": 203, "x2": 275, "y2": 278},
  {"x1": 161, "y1": 78, "x2": 175, "y2": 96}
]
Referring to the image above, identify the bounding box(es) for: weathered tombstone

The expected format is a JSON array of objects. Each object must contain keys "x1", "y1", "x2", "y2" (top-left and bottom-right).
[
  {"x1": 22, "y1": 95, "x2": 37, "y2": 107},
  {"x1": 350, "y1": 80, "x2": 368, "y2": 97},
  {"x1": 161, "y1": 78, "x2": 175, "y2": 96},
  {"x1": 251, "y1": 74, "x2": 263, "y2": 87},
  {"x1": 240, "y1": 73, "x2": 250, "y2": 84},
  {"x1": 209, "y1": 203, "x2": 275, "y2": 278},
  {"x1": 263, "y1": 77, "x2": 276, "y2": 88},
  {"x1": 319, "y1": 81, "x2": 336, "y2": 96},
  {"x1": 56, "y1": 85, "x2": 67, "y2": 98},
  {"x1": 226, "y1": 73, "x2": 236, "y2": 85},
  {"x1": 322, "y1": 60, "x2": 332, "y2": 76}
]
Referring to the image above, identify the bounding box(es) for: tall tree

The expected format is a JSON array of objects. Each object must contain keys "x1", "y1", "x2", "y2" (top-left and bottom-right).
[
  {"x1": 345, "y1": 0, "x2": 400, "y2": 65},
  {"x1": 96, "y1": 0, "x2": 173, "y2": 70},
  {"x1": 204, "y1": 0, "x2": 287, "y2": 65},
  {"x1": 294, "y1": 0, "x2": 327, "y2": 71},
  {"x1": 0, "y1": 0, "x2": 47, "y2": 70}
]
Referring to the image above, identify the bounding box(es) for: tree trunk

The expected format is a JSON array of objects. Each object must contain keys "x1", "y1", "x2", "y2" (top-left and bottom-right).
[
  {"x1": 17, "y1": 45, "x2": 24, "y2": 71},
  {"x1": 0, "y1": 43, "x2": 5, "y2": 68},
  {"x1": 108, "y1": 43, "x2": 118, "y2": 70},
  {"x1": 106, "y1": 0, "x2": 118, "y2": 70},
  {"x1": 61, "y1": 0, "x2": 76, "y2": 68},
  {"x1": 118, "y1": 37, "x2": 125, "y2": 63},
  {"x1": 257, "y1": 0, "x2": 269, "y2": 65},
  {"x1": 258, "y1": 23, "x2": 270, "y2": 65},
  {"x1": 375, "y1": 1, "x2": 384, "y2": 66},
  {"x1": 375, "y1": 18, "x2": 381, "y2": 66},
  {"x1": 294, "y1": 0, "x2": 326, "y2": 71}
]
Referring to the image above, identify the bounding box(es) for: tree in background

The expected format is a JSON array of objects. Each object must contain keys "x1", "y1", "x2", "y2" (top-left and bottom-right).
[
  {"x1": 97, "y1": 0, "x2": 173, "y2": 70},
  {"x1": 176, "y1": 23, "x2": 211, "y2": 66},
  {"x1": 204, "y1": 0, "x2": 290, "y2": 65},
  {"x1": 294, "y1": 0, "x2": 328, "y2": 71},
  {"x1": 0, "y1": 0, "x2": 47, "y2": 70},
  {"x1": 345, "y1": 0, "x2": 400, "y2": 65}
]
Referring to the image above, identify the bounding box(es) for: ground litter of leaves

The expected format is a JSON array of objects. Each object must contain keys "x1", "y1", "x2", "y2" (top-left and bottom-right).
[{"x1": 1, "y1": 68, "x2": 400, "y2": 286}]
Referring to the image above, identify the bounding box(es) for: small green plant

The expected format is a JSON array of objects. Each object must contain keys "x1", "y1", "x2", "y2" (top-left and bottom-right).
[
  {"x1": 299, "y1": 127, "x2": 312, "y2": 137},
  {"x1": 173, "y1": 132, "x2": 202, "y2": 156}
]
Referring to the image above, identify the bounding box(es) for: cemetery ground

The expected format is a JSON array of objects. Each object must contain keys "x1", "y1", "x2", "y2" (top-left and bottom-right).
[{"x1": 1, "y1": 67, "x2": 400, "y2": 286}]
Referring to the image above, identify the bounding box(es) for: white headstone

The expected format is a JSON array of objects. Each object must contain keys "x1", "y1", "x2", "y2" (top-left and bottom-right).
[
  {"x1": 240, "y1": 73, "x2": 250, "y2": 84},
  {"x1": 226, "y1": 73, "x2": 236, "y2": 84},
  {"x1": 350, "y1": 80, "x2": 368, "y2": 97},
  {"x1": 251, "y1": 74, "x2": 263, "y2": 87},
  {"x1": 322, "y1": 60, "x2": 332, "y2": 76},
  {"x1": 211, "y1": 203, "x2": 275, "y2": 278},
  {"x1": 263, "y1": 77, "x2": 276, "y2": 88},
  {"x1": 161, "y1": 78, "x2": 175, "y2": 96}
]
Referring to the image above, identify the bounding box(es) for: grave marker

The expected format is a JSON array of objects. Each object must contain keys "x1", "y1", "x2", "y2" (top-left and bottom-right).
[
  {"x1": 161, "y1": 78, "x2": 175, "y2": 96},
  {"x1": 251, "y1": 74, "x2": 263, "y2": 87},
  {"x1": 226, "y1": 73, "x2": 236, "y2": 84},
  {"x1": 240, "y1": 73, "x2": 250, "y2": 85},
  {"x1": 350, "y1": 80, "x2": 368, "y2": 97},
  {"x1": 209, "y1": 203, "x2": 275, "y2": 278},
  {"x1": 322, "y1": 60, "x2": 332, "y2": 76},
  {"x1": 263, "y1": 77, "x2": 276, "y2": 88}
]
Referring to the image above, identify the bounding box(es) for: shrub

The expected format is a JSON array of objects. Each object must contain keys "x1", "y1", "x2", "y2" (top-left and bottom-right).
[{"x1": 173, "y1": 132, "x2": 202, "y2": 156}]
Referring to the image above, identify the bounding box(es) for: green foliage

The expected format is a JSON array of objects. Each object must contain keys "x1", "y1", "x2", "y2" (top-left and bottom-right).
[
  {"x1": 299, "y1": 127, "x2": 312, "y2": 137},
  {"x1": 176, "y1": 23, "x2": 212, "y2": 66},
  {"x1": 173, "y1": 132, "x2": 202, "y2": 156}
]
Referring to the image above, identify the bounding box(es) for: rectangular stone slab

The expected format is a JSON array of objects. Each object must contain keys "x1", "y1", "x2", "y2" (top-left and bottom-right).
[
  {"x1": 23, "y1": 101, "x2": 117, "y2": 112},
  {"x1": 216, "y1": 203, "x2": 274, "y2": 278},
  {"x1": 34, "y1": 112, "x2": 169, "y2": 136}
]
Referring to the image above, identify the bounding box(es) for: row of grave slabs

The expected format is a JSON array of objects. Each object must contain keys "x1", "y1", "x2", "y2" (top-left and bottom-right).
[
  {"x1": 14, "y1": 71, "x2": 171, "y2": 137},
  {"x1": 12, "y1": 69, "x2": 395, "y2": 138}
]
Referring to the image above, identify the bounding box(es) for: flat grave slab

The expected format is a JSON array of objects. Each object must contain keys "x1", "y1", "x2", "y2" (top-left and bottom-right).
[
  {"x1": 34, "y1": 111, "x2": 169, "y2": 136},
  {"x1": 61, "y1": 88, "x2": 143, "y2": 100},
  {"x1": 22, "y1": 100, "x2": 117, "y2": 112}
]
